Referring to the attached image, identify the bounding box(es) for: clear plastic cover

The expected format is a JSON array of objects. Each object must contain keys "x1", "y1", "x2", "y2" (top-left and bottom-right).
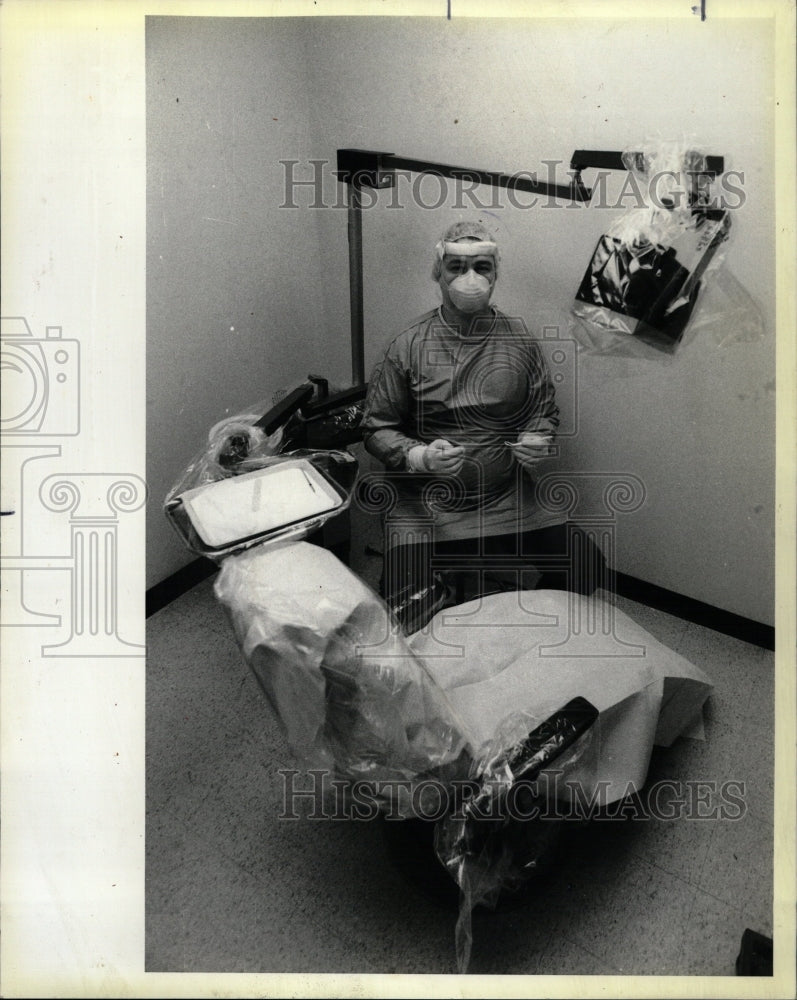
[
  {"x1": 164, "y1": 402, "x2": 713, "y2": 973},
  {"x1": 570, "y1": 139, "x2": 760, "y2": 360},
  {"x1": 213, "y1": 540, "x2": 473, "y2": 806},
  {"x1": 435, "y1": 699, "x2": 601, "y2": 972},
  {"x1": 212, "y1": 542, "x2": 712, "y2": 972},
  {"x1": 163, "y1": 400, "x2": 358, "y2": 560}
]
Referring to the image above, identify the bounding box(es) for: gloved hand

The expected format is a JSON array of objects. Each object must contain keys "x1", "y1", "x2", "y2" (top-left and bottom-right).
[
  {"x1": 506, "y1": 432, "x2": 555, "y2": 471},
  {"x1": 408, "y1": 439, "x2": 465, "y2": 475}
]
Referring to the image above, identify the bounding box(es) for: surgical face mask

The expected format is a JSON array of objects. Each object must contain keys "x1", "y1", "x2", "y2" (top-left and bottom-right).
[{"x1": 446, "y1": 270, "x2": 494, "y2": 313}]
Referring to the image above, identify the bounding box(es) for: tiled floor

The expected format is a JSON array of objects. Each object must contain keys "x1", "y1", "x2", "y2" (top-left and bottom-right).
[{"x1": 146, "y1": 518, "x2": 774, "y2": 976}]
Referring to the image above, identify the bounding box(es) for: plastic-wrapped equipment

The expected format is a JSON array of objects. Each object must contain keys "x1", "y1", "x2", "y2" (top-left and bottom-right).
[
  {"x1": 412, "y1": 589, "x2": 713, "y2": 803},
  {"x1": 163, "y1": 400, "x2": 357, "y2": 560},
  {"x1": 165, "y1": 399, "x2": 713, "y2": 972},
  {"x1": 571, "y1": 140, "x2": 741, "y2": 358},
  {"x1": 214, "y1": 543, "x2": 713, "y2": 971},
  {"x1": 214, "y1": 541, "x2": 472, "y2": 801},
  {"x1": 434, "y1": 696, "x2": 600, "y2": 971}
]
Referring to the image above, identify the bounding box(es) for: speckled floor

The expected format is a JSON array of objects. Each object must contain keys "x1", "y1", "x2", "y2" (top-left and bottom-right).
[{"x1": 146, "y1": 507, "x2": 774, "y2": 976}]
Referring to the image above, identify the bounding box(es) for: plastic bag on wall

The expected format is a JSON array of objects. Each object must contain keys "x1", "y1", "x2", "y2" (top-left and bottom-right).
[
  {"x1": 163, "y1": 400, "x2": 358, "y2": 560},
  {"x1": 570, "y1": 141, "x2": 757, "y2": 359},
  {"x1": 679, "y1": 265, "x2": 766, "y2": 348}
]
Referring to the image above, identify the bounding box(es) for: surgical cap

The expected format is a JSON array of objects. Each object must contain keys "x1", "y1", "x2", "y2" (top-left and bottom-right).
[{"x1": 431, "y1": 221, "x2": 500, "y2": 280}]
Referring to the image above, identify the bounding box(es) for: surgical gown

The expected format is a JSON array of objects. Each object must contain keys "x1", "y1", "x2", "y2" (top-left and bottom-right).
[{"x1": 362, "y1": 306, "x2": 567, "y2": 545}]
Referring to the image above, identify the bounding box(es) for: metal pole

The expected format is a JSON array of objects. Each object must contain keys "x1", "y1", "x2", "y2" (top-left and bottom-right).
[{"x1": 346, "y1": 182, "x2": 365, "y2": 385}]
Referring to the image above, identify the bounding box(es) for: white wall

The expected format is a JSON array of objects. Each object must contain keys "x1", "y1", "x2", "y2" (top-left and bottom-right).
[
  {"x1": 147, "y1": 15, "x2": 775, "y2": 626},
  {"x1": 301, "y1": 16, "x2": 776, "y2": 625},
  {"x1": 146, "y1": 17, "x2": 339, "y2": 586}
]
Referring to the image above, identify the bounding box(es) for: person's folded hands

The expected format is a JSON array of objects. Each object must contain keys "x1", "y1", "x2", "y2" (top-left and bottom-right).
[
  {"x1": 506, "y1": 432, "x2": 555, "y2": 470},
  {"x1": 408, "y1": 439, "x2": 465, "y2": 474}
]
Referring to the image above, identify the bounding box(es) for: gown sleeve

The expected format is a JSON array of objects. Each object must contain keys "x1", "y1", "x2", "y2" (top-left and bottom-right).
[
  {"x1": 361, "y1": 347, "x2": 425, "y2": 471},
  {"x1": 520, "y1": 337, "x2": 560, "y2": 438}
]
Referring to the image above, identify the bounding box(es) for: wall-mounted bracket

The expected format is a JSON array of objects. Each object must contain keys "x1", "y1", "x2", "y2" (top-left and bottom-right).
[
  {"x1": 337, "y1": 147, "x2": 726, "y2": 385},
  {"x1": 337, "y1": 148, "x2": 591, "y2": 201},
  {"x1": 570, "y1": 149, "x2": 724, "y2": 176}
]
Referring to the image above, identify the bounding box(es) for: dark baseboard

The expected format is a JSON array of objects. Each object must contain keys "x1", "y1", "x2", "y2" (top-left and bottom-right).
[
  {"x1": 146, "y1": 557, "x2": 218, "y2": 618},
  {"x1": 613, "y1": 572, "x2": 774, "y2": 651},
  {"x1": 146, "y1": 558, "x2": 774, "y2": 651}
]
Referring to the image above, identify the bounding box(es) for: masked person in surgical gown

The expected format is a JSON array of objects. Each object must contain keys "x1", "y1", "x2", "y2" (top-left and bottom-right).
[{"x1": 362, "y1": 221, "x2": 607, "y2": 615}]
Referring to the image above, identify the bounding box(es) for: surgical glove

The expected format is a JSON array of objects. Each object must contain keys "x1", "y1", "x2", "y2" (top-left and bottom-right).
[
  {"x1": 507, "y1": 432, "x2": 555, "y2": 470},
  {"x1": 408, "y1": 439, "x2": 465, "y2": 474}
]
